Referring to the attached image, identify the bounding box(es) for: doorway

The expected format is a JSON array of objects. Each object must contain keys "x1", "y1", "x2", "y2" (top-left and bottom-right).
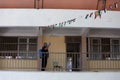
[{"x1": 65, "y1": 36, "x2": 81, "y2": 71}]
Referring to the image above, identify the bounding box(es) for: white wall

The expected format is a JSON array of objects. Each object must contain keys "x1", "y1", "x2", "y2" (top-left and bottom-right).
[
  {"x1": 0, "y1": 9, "x2": 120, "y2": 28},
  {"x1": 0, "y1": 27, "x2": 39, "y2": 36},
  {"x1": 89, "y1": 28, "x2": 120, "y2": 38},
  {"x1": 0, "y1": 27, "x2": 120, "y2": 37},
  {"x1": 43, "y1": 27, "x2": 89, "y2": 36},
  {"x1": 0, "y1": 71, "x2": 120, "y2": 80}
]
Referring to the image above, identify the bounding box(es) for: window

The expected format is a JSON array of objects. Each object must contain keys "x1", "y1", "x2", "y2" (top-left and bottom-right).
[
  {"x1": 90, "y1": 38, "x2": 100, "y2": 52},
  {"x1": 90, "y1": 38, "x2": 101, "y2": 59},
  {"x1": 111, "y1": 39, "x2": 120, "y2": 52},
  {"x1": 89, "y1": 38, "x2": 120, "y2": 60},
  {"x1": 0, "y1": 37, "x2": 37, "y2": 59},
  {"x1": 0, "y1": 37, "x2": 18, "y2": 51},
  {"x1": 101, "y1": 38, "x2": 110, "y2": 52},
  {"x1": 18, "y1": 37, "x2": 37, "y2": 59},
  {"x1": 111, "y1": 39, "x2": 120, "y2": 59},
  {"x1": 0, "y1": 37, "x2": 18, "y2": 58}
]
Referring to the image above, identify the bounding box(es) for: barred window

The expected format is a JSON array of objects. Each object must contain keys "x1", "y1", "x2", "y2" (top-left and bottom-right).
[
  {"x1": 89, "y1": 38, "x2": 120, "y2": 60},
  {"x1": 0, "y1": 37, "x2": 37, "y2": 59},
  {"x1": 88, "y1": 38, "x2": 120, "y2": 60}
]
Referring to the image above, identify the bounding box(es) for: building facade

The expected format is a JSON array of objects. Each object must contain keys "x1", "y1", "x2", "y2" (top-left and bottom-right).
[{"x1": 0, "y1": 0, "x2": 120, "y2": 71}]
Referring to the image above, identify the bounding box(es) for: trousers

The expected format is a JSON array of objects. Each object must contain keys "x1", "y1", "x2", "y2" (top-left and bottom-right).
[{"x1": 41, "y1": 54, "x2": 48, "y2": 71}]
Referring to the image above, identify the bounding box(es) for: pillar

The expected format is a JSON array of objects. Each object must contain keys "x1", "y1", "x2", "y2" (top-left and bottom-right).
[
  {"x1": 37, "y1": 27, "x2": 43, "y2": 71},
  {"x1": 81, "y1": 36, "x2": 88, "y2": 71}
]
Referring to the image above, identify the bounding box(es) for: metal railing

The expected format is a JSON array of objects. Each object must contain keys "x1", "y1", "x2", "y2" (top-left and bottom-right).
[
  {"x1": 0, "y1": 51, "x2": 38, "y2": 70},
  {"x1": 0, "y1": 52, "x2": 120, "y2": 71},
  {"x1": 41, "y1": 52, "x2": 81, "y2": 71},
  {"x1": 88, "y1": 52, "x2": 120, "y2": 60},
  {"x1": 87, "y1": 52, "x2": 120, "y2": 71}
]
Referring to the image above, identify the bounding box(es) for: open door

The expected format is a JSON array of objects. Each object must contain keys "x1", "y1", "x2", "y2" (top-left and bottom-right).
[{"x1": 65, "y1": 36, "x2": 81, "y2": 71}]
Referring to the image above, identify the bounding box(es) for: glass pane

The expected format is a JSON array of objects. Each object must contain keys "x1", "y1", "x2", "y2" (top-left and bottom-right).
[
  {"x1": 66, "y1": 43, "x2": 80, "y2": 52},
  {"x1": 92, "y1": 45, "x2": 100, "y2": 52},
  {"x1": 92, "y1": 39, "x2": 99, "y2": 44},
  {"x1": 110, "y1": 54, "x2": 120, "y2": 59},
  {"x1": 29, "y1": 38, "x2": 37, "y2": 43},
  {"x1": 102, "y1": 45, "x2": 110, "y2": 52},
  {"x1": 90, "y1": 53, "x2": 102, "y2": 60},
  {"x1": 28, "y1": 53, "x2": 37, "y2": 59},
  {"x1": 0, "y1": 37, "x2": 18, "y2": 43},
  {"x1": 112, "y1": 45, "x2": 119, "y2": 52},
  {"x1": 101, "y1": 38, "x2": 110, "y2": 44},
  {"x1": 19, "y1": 38, "x2": 27, "y2": 43},
  {"x1": 29, "y1": 44, "x2": 37, "y2": 51},
  {"x1": 112, "y1": 40, "x2": 119, "y2": 44},
  {"x1": 111, "y1": 40, "x2": 119, "y2": 52},
  {"x1": 0, "y1": 44, "x2": 17, "y2": 51},
  {"x1": 18, "y1": 53, "x2": 27, "y2": 58},
  {"x1": 19, "y1": 44, "x2": 27, "y2": 51}
]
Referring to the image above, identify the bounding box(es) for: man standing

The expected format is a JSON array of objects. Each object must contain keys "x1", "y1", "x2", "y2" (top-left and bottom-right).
[{"x1": 40, "y1": 42, "x2": 51, "y2": 71}]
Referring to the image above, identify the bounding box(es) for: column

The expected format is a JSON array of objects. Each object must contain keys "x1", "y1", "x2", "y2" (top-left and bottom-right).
[
  {"x1": 37, "y1": 27, "x2": 43, "y2": 70},
  {"x1": 81, "y1": 36, "x2": 88, "y2": 71}
]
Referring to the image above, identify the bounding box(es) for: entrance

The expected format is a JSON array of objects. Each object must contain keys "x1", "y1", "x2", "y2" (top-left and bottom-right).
[{"x1": 65, "y1": 36, "x2": 81, "y2": 71}]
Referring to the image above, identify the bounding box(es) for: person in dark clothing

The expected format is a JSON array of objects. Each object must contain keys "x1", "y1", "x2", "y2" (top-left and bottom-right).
[{"x1": 41, "y1": 42, "x2": 51, "y2": 71}]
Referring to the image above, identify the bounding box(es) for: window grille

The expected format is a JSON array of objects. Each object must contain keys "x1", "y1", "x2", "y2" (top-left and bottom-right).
[
  {"x1": 89, "y1": 38, "x2": 120, "y2": 60},
  {"x1": 0, "y1": 37, "x2": 37, "y2": 59}
]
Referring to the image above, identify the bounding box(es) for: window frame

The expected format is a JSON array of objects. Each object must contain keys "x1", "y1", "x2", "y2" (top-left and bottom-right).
[
  {"x1": 0, "y1": 36, "x2": 37, "y2": 59},
  {"x1": 89, "y1": 37, "x2": 120, "y2": 60}
]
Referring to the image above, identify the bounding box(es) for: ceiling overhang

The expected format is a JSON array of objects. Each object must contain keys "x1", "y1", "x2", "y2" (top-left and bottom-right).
[{"x1": 0, "y1": 9, "x2": 120, "y2": 28}]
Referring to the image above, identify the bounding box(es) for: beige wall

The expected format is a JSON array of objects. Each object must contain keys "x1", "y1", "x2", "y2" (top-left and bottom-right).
[
  {"x1": 0, "y1": 59, "x2": 38, "y2": 70},
  {"x1": 43, "y1": 36, "x2": 66, "y2": 52},
  {"x1": 88, "y1": 60, "x2": 120, "y2": 71},
  {"x1": 1, "y1": 36, "x2": 120, "y2": 71},
  {"x1": 43, "y1": 36, "x2": 66, "y2": 70}
]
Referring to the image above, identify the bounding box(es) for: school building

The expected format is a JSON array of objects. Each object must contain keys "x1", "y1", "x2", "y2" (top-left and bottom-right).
[{"x1": 0, "y1": 0, "x2": 120, "y2": 72}]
